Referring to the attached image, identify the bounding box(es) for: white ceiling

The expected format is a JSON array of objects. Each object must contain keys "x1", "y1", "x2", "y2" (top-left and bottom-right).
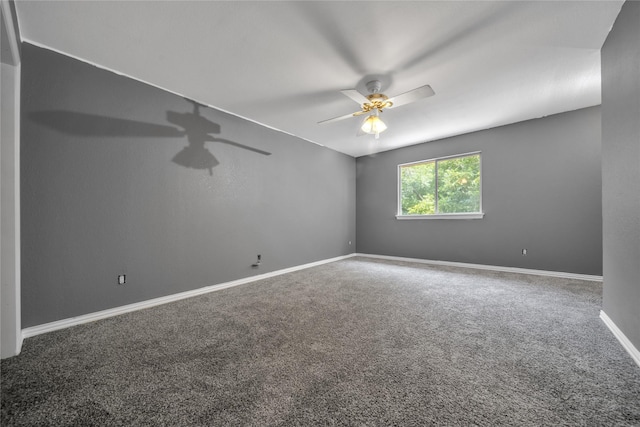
[{"x1": 15, "y1": 1, "x2": 623, "y2": 157}]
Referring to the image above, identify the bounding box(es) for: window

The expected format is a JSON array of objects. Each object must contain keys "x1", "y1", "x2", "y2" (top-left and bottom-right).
[{"x1": 397, "y1": 152, "x2": 483, "y2": 219}]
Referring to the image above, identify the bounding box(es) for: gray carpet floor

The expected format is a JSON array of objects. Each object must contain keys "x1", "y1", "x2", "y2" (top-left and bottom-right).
[{"x1": 2, "y1": 257, "x2": 640, "y2": 426}]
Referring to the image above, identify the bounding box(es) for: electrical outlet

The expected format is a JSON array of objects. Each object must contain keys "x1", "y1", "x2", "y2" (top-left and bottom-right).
[
  {"x1": 118, "y1": 274, "x2": 126, "y2": 285},
  {"x1": 252, "y1": 254, "x2": 262, "y2": 268},
  {"x1": 522, "y1": 249, "x2": 527, "y2": 256}
]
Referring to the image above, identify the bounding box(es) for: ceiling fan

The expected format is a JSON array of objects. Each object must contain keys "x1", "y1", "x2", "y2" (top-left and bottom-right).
[{"x1": 318, "y1": 80, "x2": 435, "y2": 139}]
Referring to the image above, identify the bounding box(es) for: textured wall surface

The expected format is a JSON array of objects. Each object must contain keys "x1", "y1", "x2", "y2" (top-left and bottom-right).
[
  {"x1": 21, "y1": 44, "x2": 355, "y2": 327},
  {"x1": 356, "y1": 107, "x2": 602, "y2": 275},
  {"x1": 601, "y1": 0, "x2": 640, "y2": 350}
]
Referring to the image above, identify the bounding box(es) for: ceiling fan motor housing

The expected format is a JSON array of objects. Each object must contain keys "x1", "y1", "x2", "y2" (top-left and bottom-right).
[{"x1": 365, "y1": 80, "x2": 383, "y2": 94}]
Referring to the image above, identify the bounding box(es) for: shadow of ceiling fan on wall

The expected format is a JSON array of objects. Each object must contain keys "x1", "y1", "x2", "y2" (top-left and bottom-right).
[
  {"x1": 318, "y1": 80, "x2": 435, "y2": 139},
  {"x1": 165, "y1": 102, "x2": 270, "y2": 174},
  {"x1": 29, "y1": 100, "x2": 270, "y2": 175}
]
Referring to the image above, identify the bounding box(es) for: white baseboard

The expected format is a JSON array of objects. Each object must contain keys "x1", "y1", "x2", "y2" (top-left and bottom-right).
[
  {"x1": 22, "y1": 254, "x2": 356, "y2": 339},
  {"x1": 600, "y1": 311, "x2": 640, "y2": 368},
  {"x1": 21, "y1": 252, "x2": 604, "y2": 340},
  {"x1": 355, "y1": 253, "x2": 603, "y2": 282}
]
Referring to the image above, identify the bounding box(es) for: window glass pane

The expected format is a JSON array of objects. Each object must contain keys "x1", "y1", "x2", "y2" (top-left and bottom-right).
[
  {"x1": 400, "y1": 161, "x2": 436, "y2": 215},
  {"x1": 436, "y1": 155, "x2": 481, "y2": 213}
]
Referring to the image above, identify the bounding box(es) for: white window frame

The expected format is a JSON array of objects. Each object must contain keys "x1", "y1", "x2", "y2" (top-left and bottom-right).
[{"x1": 396, "y1": 151, "x2": 484, "y2": 220}]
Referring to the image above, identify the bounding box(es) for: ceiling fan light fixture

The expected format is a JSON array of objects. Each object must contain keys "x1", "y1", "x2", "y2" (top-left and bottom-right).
[{"x1": 361, "y1": 114, "x2": 387, "y2": 135}]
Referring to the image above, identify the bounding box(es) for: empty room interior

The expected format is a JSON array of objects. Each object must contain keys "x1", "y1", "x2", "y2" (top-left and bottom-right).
[{"x1": 1, "y1": 1, "x2": 639, "y2": 425}]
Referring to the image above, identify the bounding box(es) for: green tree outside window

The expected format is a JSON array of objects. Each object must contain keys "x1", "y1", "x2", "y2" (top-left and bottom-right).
[{"x1": 399, "y1": 153, "x2": 481, "y2": 215}]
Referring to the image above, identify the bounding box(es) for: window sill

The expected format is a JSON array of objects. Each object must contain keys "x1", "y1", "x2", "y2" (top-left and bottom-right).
[{"x1": 396, "y1": 212, "x2": 485, "y2": 220}]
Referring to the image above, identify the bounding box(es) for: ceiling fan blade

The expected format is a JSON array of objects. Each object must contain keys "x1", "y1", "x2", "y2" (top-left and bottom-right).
[
  {"x1": 341, "y1": 89, "x2": 370, "y2": 105},
  {"x1": 318, "y1": 110, "x2": 366, "y2": 125},
  {"x1": 386, "y1": 85, "x2": 435, "y2": 109}
]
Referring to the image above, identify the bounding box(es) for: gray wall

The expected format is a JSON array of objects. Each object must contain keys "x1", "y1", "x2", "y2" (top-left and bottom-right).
[
  {"x1": 356, "y1": 107, "x2": 602, "y2": 275},
  {"x1": 601, "y1": 1, "x2": 640, "y2": 350},
  {"x1": 21, "y1": 44, "x2": 355, "y2": 328}
]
